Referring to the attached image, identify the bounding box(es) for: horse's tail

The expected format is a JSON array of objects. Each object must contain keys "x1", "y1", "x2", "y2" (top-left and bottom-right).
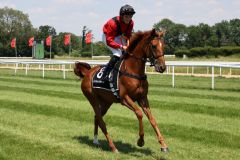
[{"x1": 74, "y1": 61, "x2": 91, "y2": 78}]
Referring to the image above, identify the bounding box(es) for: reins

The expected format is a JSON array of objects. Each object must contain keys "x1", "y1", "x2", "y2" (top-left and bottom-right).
[{"x1": 128, "y1": 53, "x2": 147, "y2": 62}]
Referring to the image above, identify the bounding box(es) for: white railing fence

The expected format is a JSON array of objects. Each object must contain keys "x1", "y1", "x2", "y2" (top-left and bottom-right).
[{"x1": 1, "y1": 59, "x2": 240, "y2": 89}]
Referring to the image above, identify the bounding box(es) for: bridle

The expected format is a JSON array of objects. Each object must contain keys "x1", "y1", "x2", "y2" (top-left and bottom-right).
[
  {"x1": 117, "y1": 33, "x2": 165, "y2": 81},
  {"x1": 148, "y1": 37, "x2": 164, "y2": 66},
  {"x1": 128, "y1": 36, "x2": 164, "y2": 67}
]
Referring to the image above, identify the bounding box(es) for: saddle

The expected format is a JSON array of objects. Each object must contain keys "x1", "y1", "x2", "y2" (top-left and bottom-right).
[{"x1": 92, "y1": 59, "x2": 124, "y2": 99}]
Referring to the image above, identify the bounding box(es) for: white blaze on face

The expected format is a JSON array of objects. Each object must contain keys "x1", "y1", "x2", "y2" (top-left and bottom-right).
[{"x1": 159, "y1": 41, "x2": 162, "y2": 48}]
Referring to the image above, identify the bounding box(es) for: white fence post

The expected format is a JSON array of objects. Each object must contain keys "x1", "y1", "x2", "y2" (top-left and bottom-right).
[
  {"x1": 42, "y1": 64, "x2": 45, "y2": 78},
  {"x1": 25, "y1": 64, "x2": 28, "y2": 75},
  {"x1": 172, "y1": 66, "x2": 175, "y2": 88},
  {"x1": 62, "y1": 64, "x2": 66, "y2": 79},
  {"x1": 212, "y1": 66, "x2": 214, "y2": 89},
  {"x1": 15, "y1": 63, "x2": 18, "y2": 75}
]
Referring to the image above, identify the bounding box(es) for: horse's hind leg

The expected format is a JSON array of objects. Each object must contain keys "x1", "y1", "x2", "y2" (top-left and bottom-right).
[
  {"x1": 84, "y1": 93, "x2": 117, "y2": 152},
  {"x1": 93, "y1": 101, "x2": 112, "y2": 146},
  {"x1": 138, "y1": 98, "x2": 169, "y2": 152}
]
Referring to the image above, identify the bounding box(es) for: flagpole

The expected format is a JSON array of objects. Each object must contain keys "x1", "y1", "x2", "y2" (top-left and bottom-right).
[
  {"x1": 50, "y1": 36, "x2": 52, "y2": 60},
  {"x1": 32, "y1": 40, "x2": 35, "y2": 58},
  {"x1": 15, "y1": 47, "x2": 17, "y2": 58},
  {"x1": 15, "y1": 38, "x2": 17, "y2": 58},
  {"x1": 91, "y1": 40, "x2": 93, "y2": 59},
  {"x1": 50, "y1": 43, "x2": 52, "y2": 59},
  {"x1": 69, "y1": 35, "x2": 71, "y2": 58},
  {"x1": 29, "y1": 37, "x2": 34, "y2": 58},
  {"x1": 32, "y1": 45, "x2": 33, "y2": 58}
]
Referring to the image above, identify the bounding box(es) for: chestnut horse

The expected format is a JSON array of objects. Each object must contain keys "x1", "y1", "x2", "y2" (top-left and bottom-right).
[{"x1": 74, "y1": 29, "x2": 168, "y2": 153}]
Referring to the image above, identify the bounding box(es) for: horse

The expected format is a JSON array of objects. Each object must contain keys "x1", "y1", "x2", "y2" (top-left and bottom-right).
[{"x1": 74, "y1": 29, "x2": 168, "y2": 153}]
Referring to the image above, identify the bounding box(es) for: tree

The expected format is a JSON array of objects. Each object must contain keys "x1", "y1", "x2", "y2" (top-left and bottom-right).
[
  {"x1": 185, "y1": 25, "x2": 202, "y2": 48},
  {"x1": 82, "y1": 26, "x2": 87, "y2": 49},
  {"x1": 0, "y1": 7, "x2": 36, "y2": 57},
  {"x1": 153, "y1": 18, "x2": 175, "y2": 30},
  {"x1": 93, "y1": 41, "x2": 111, "y2": 56},
  {"x1": 198, "y1": 23, "x2": 212, "y2": 46},
  {"x1": 213, "y1": 21, "x2": 230, "y2": 47},
  {"x1": 229, "y1": 19, "x2": 240, "y2": 46},
  {"x1": 56, "y1": 32, "x2": 80, "y2": 55},
  {"x1": 36, "y1": 25, "x2": 57, "y2": 54},
  {"x1": 153, "y1": 19, "x2": 187, "y2": 54}
]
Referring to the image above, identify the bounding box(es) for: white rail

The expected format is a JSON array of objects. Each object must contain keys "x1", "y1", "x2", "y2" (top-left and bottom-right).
[{"x1": 1, "y1": 59, "x2": 240, "y2": 89}]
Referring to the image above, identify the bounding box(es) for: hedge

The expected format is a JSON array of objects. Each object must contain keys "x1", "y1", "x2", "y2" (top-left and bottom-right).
[{"x1": 175, "y1": 46, "x2": 240, "y2": 58}]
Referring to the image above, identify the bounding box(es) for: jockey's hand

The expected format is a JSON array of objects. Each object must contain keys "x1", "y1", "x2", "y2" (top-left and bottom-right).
[{"x1": 122, "y1": 45, "x2": 127, "y2": 51}]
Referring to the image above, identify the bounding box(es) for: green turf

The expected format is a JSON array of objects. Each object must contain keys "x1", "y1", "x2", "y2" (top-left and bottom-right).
[{"x1": 0, "y1": 69, "x2": 239, "y2": 160}]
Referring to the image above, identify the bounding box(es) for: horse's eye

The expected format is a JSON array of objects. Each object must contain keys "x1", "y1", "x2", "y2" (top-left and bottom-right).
[{"x1": 152, "y1": 45, "x2": 157, "y2": 49}]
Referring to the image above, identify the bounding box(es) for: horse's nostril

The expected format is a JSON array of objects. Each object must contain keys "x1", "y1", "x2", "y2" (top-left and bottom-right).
[{"x1": 161, "y1": 66, "x2": 166, "y2": 71}]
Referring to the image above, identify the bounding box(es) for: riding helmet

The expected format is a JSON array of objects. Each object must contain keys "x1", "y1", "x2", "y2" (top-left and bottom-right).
[{"x1": 120, "y1": 4, "x2": 136, "y2": 16}]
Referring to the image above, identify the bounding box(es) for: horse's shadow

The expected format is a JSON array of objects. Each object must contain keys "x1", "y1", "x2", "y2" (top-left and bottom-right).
[{"x1": 73, "y1": 135, "x2": 154, "y2": 156}]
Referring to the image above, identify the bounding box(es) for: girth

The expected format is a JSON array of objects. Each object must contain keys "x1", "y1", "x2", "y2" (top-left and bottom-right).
[{"x1": 114, "y1": 67, "x2": 147, "y2": 80}]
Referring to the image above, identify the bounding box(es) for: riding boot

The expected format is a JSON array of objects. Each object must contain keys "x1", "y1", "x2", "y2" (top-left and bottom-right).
[{"x1": 101, "y1": 55, "x2": 120, "y2": 81}]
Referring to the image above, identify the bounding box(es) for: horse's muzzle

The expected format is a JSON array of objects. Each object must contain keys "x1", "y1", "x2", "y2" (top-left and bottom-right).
[{"x1": 154, "y1": 64, "x2": 166, "y2": 73}]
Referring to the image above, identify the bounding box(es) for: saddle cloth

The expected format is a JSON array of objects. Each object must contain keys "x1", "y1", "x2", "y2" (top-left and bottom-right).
[{"x1": 92, "y1": 59, "x2": 123, "y2": 99}]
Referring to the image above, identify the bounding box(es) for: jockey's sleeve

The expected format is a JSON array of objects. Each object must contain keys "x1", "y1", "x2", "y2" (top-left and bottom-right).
[{"x1": 104, "y1": 20, "x2": 122, "y2": 49}]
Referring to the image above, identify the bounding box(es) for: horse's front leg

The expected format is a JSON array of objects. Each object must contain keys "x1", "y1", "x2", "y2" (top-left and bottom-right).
[
  {"x1": 138, "y1": 98, "x2": 169, "y2": 152},
  {"x1": 122, "y1": 95, "x2": 145, "y2": 147}
]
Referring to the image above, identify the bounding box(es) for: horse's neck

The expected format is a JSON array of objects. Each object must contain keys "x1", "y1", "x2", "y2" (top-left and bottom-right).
[{"x1": 124, "y1": 52, "x2": 146, "y2": 75}]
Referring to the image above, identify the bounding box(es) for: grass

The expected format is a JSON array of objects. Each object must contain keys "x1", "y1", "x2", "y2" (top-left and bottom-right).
[{"x1": 0, "y1": 69, "x2": 240, "y2": 160}]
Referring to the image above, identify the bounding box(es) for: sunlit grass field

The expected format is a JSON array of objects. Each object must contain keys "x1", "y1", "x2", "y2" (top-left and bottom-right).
[{"x1": 0, "y1": 69, "x2": 240, "y2": 160}]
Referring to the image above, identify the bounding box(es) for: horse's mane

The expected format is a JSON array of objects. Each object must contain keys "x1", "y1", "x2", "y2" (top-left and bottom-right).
[{"x1": 127, "y1": 30, "x2": 152, "y2": 53}]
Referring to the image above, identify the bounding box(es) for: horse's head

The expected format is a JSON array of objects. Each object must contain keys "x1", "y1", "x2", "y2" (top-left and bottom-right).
[
  {"x1": 146, "y1": 29, "x2": 166, "y2": 73},
  {"x1": 74, "y1": 61, "x2": 91, "y2": 78},
  {"x1": 126, "y1": 29, "x2": 166, "y2": 73}
]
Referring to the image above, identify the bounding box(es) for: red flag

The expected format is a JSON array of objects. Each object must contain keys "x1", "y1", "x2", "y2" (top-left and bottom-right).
[
  {"x1": 28, "y1": 37, "x2": 34, "y2": 47},
  {"x1": 46, "y1": 36, "x2": 52, "y2": 46},
  {"x1": 85, "y1": 32, "x2": 92, "y2": 44},
  {"x1": 64, "y1": 34, "x2": 71, "y2": 46},
  {"x1": 11, "y1": 38, "x2": 16, "y2": 48}
]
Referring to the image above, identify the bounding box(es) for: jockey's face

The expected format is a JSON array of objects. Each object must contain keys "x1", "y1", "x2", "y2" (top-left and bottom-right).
[{"x1": 122, "y1": 14, "x2": 133, "y2": 24}]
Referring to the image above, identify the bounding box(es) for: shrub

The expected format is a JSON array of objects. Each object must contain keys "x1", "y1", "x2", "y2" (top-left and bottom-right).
[
  {"x1": 219, "y1": 46, "x2": 240, "y2": 56},
  {"x1": 175, "y1": 49, "x2": 190, "y2": 58},
  {"x1": 189, "y1": 47, "x2": 213, "y2": 57},
  {"x1": 80, "y1": 52, "x2": 92, "y2": 57},
  {"x1": 175, "y1": 46, "x2": 240, "y2": 58},
  {"x1": 44, "y1": 51, "x2": 55, "y2": 59},
  {"x1": 208, "y1": 48, "x2": 221, "y2": 57}
]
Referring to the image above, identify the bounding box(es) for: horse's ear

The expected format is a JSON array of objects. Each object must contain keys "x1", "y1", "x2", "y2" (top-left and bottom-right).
[{"x1": 151, "y1": 28, "x2": 156, "y2": 37}]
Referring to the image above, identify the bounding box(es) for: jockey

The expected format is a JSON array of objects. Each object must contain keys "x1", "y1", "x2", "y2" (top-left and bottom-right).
[{"x1": 101, "y1": 4, "x2": 135, "y2": 81}]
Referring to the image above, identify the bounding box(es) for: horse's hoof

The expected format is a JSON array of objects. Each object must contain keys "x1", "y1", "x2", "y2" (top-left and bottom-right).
[
  {"x1": 137, "y1": 139, "x2": 145, "y2": 147},
  {"x1": 113, "y1": 149, "x2": 119, "y2": 153},
  {"x1": 93, "y1": 140, "x2": 100, "y2": 145},
  {"x1": 161, "y1": 147, "x2": 169, "y2": 153}
]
